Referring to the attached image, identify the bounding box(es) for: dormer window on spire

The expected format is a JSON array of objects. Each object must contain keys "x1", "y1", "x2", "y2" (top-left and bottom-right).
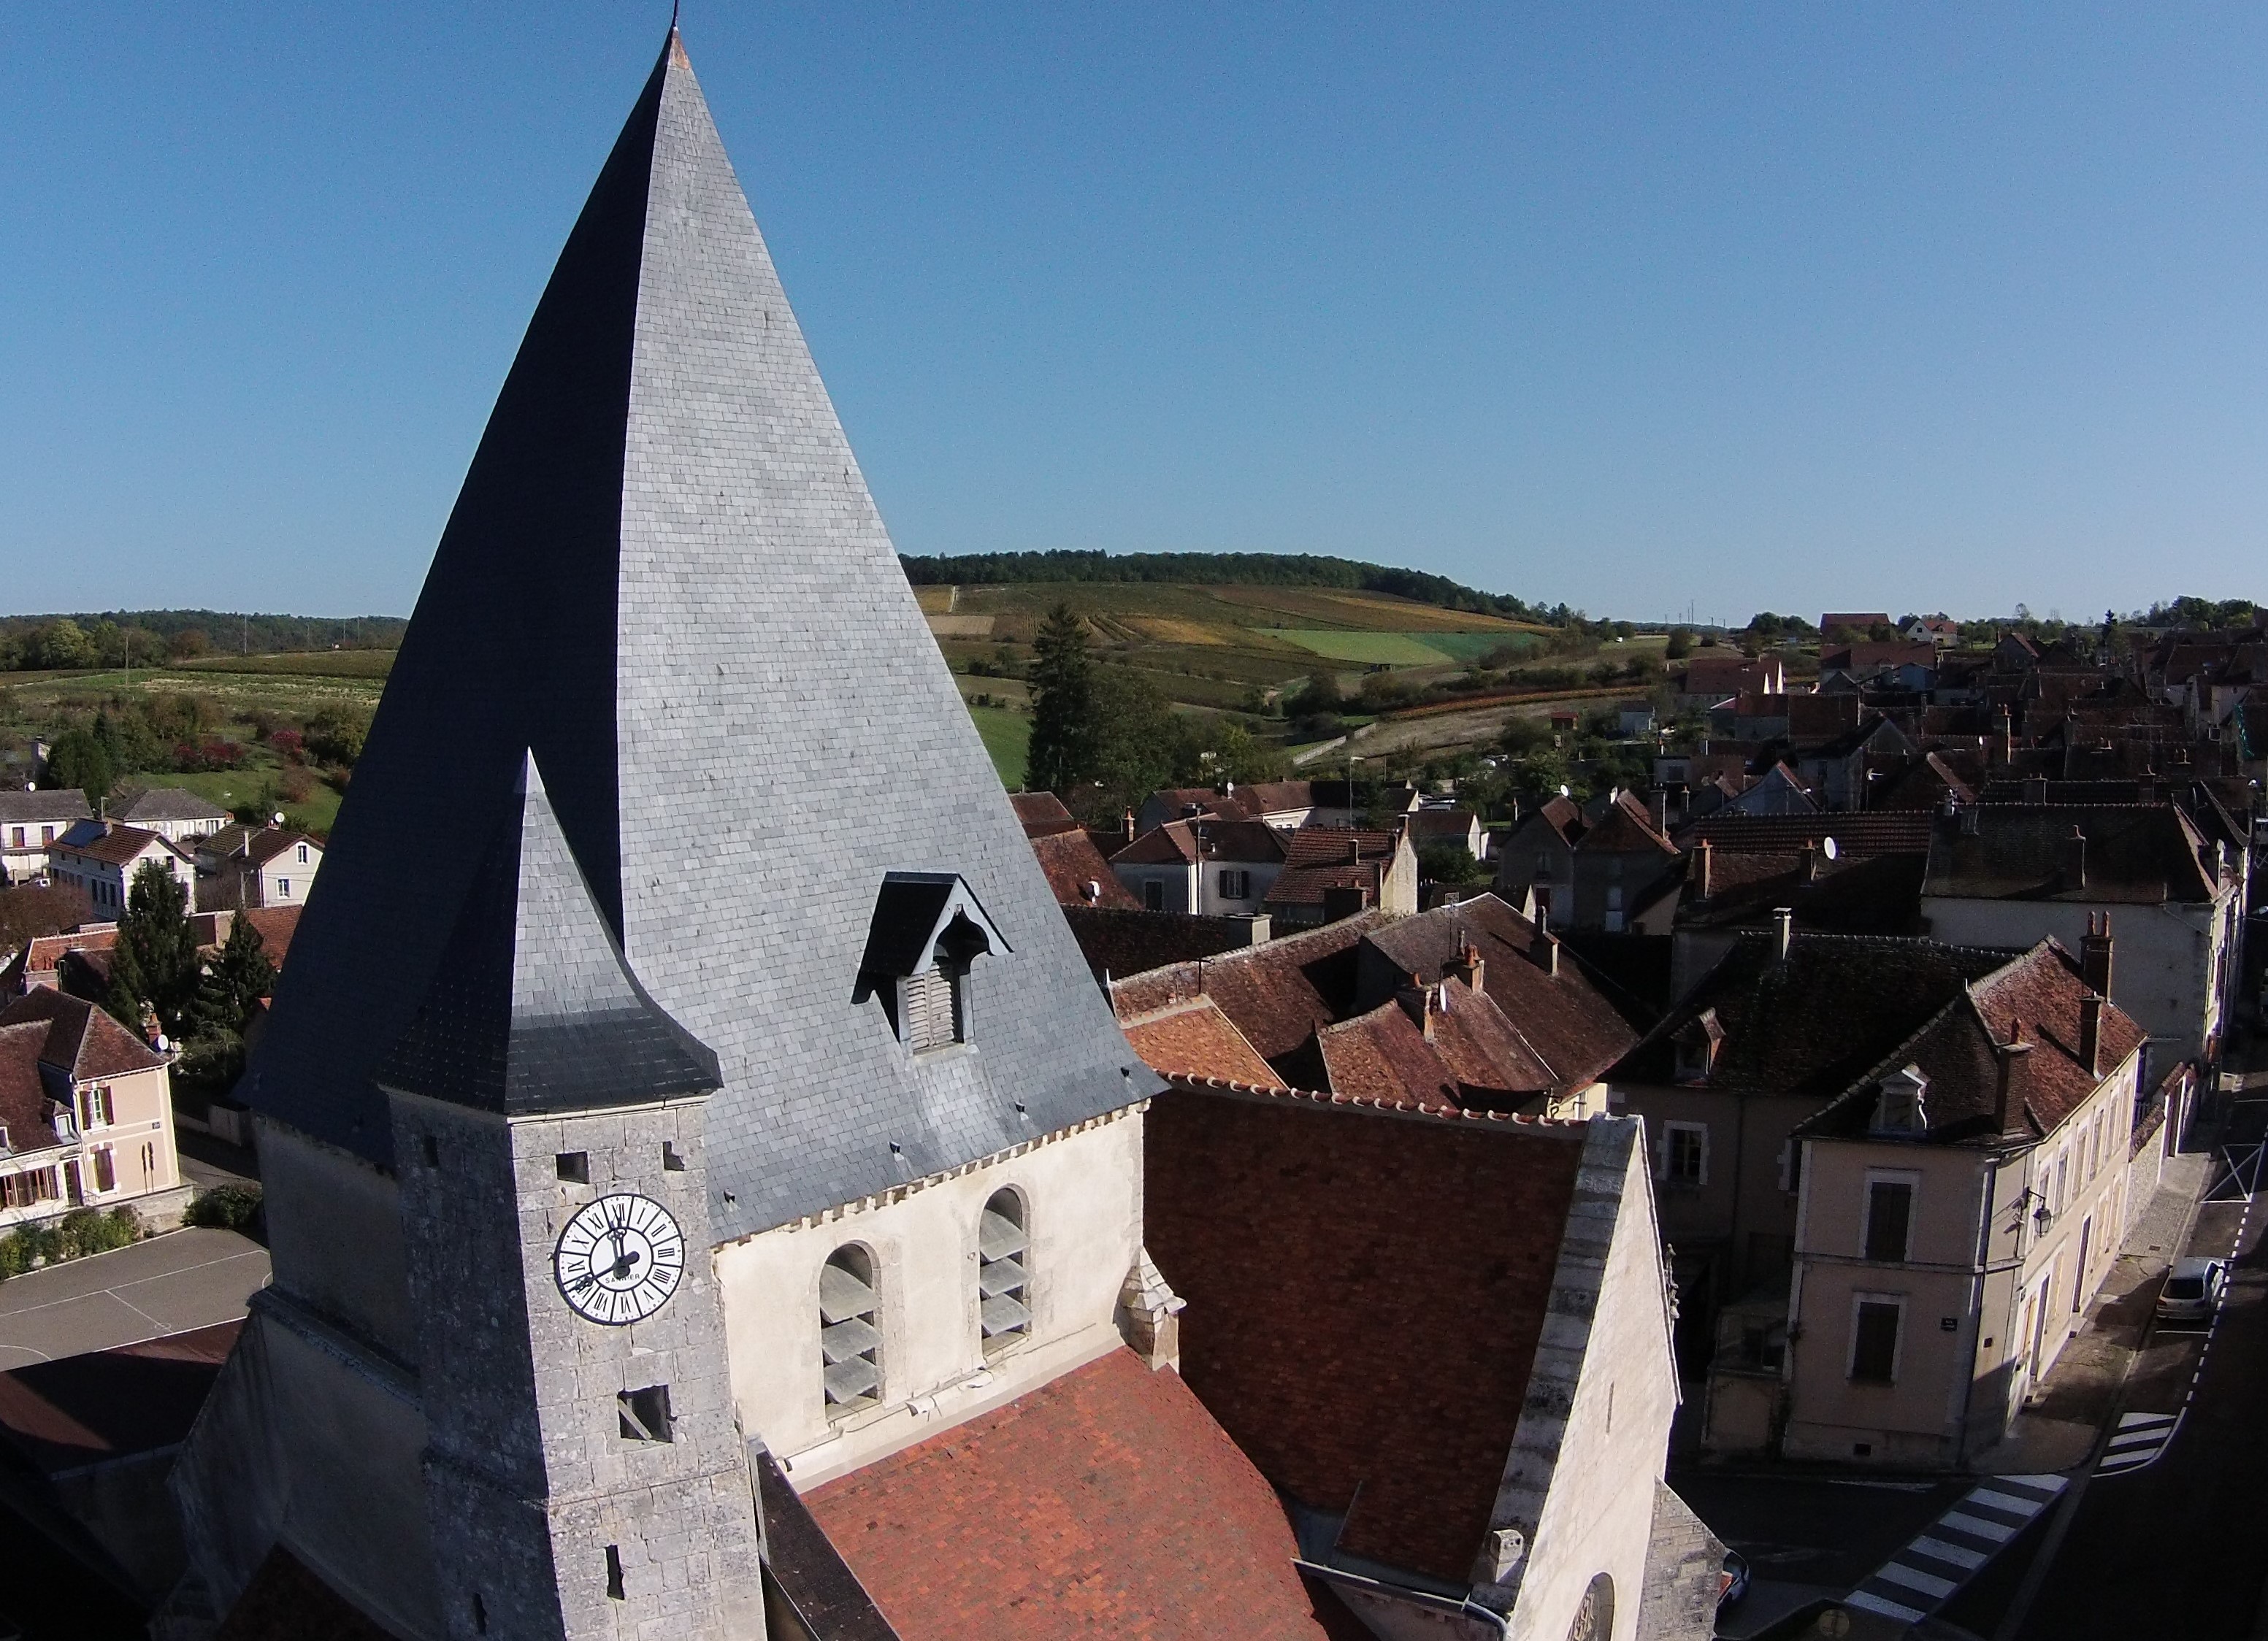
[{"x1": 855, "y1": 873, "x2": 1011, "y2": 1055}]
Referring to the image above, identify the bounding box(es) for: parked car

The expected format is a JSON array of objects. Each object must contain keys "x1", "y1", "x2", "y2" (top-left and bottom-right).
[
  {"x1": 1719, "y1": 1549, "x2": 1750, "y2": 1608},
  {"x1": 2156, "y1": 1256, "x2": 2229, "y2": 1324}
]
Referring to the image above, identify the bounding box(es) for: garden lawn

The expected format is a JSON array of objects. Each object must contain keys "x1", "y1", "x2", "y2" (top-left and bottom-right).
[{"x1": 965, "y1": 704, "x2": 1030, "y2": 788}]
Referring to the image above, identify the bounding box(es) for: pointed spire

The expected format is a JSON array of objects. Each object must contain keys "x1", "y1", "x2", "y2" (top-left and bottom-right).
[
  {"x1": 248, "y1": 31, "x2": 1156, "y2": 1229},
  {"x1": 377, "y1": 753, "x2": 720, "y2": 1115}
]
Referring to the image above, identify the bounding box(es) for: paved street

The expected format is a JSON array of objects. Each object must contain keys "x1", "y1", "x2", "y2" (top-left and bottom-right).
[
  {"x1": 0, "y1": 1227, "x2": 269, "y2": 1367},
  {"x1": 1943, "y1": 1111, "x2": 2268, "y2": 1640}
]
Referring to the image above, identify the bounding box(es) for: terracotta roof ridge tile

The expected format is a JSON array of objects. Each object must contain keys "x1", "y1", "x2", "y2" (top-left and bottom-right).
[{"x1": 1164, "y1": 1071, "x2": 1594, "y2": 1129}]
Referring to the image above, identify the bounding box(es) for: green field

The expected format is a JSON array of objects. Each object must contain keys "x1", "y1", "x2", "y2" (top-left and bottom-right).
[
  {"x1": 176, "y1": 650, "x2": 395, "y2": 679},
  {"x1": 113, "y1": 764, "x2": 345, "y2": 837},
  {"x1": 1273, "y1": 630, "x2": 1460, "y2": 666},
  {"x1": 965, "y1": 704, "x2": 1030, "y2": 787}
]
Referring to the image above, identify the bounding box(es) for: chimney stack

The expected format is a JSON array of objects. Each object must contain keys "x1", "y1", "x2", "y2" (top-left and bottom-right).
[
  {"x1": 1650, "y1": 788, "x2": 1669, "y2": 831},
  {"x1": 2081, "y1": 912, "x2": 2114, "y2": 998},
  {"x1": 1993, "y1": 1024, "x2": 2036, "y2": 1134},
  {"x1": 1449, "y1": 941, "x2": 1484, "y2": 993},
  {"x1": 1772, "y1": 907, "x2": 1794, "y2": 961},
  {"x1": 1996, "y1": 707, "x2": 2014, "y2": 765},
  {"x1": 2080, "y1": 991, "x2": 2104, "y2": 1078},
  {"x1": 1122, "y1": 808, "x2": 1136, "y2": 845},
  {"x1": 1798, "y1": 840, "x2": 1820, "y2": 884},
  {"x1": 2023, "y1": 775, "x2": 2049, "y2": 804},
  {"x1": 1694, "y1": 837, "x2": 1713, "y2": 899},
  {"x1": 1533, "y1": 931, "x2": 1560, "y2": 978},
  {"x1": 2061, "y1": 826, "x2": 2087, "y2": 891}
]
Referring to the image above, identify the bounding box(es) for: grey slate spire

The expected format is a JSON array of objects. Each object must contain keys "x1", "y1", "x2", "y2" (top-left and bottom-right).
[
  {"x1": 379, "y1": 752, "x2": 722, "y2": 1115},
  {"x1": 245, "y1": 28, "x2": 1159, "y2": 1236}
]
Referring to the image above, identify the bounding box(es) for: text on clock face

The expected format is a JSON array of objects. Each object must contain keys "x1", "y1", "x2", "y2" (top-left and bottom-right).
[{"x1": 553, "y1": 1193, "x2": 686, "y2": 1325}]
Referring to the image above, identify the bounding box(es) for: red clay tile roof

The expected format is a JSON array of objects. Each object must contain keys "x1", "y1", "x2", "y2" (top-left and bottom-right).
[
  {"x1": 1030, "y1": 831, "x2": 1141, "y2": 909},
  {"x1": 232, "y1": 906, "x2": 304, "y2": 972},
  {"x1": 1113, "y1": 818, "x2": 1289, "y2": 869},
  {"x1": 51, "y1": 824, "x2": 190, "y2": 869},
  {"x1": 1924, "y1": 804, "x2": 2222, "y2": 904},
  {"x1": 1282, "y1": 828, "x2": 1398, "y2": 866},
  {"x1": 1062, "y1": 907, "x2": 1275, "y2": 986},
  {"x1": 1111, "y1": 915, "x2": 1377, "y2": 1075},
  {"x1": 1007, "y1": 791, "x2": 1079, "y2": 838},
  {"x1": 1407, "y1": 807, "x2": 1481, "y2": 841},
  {"x1": 0, "y1": 1320, "x2": 240, "y2": 1475},
  {"x1": 1317, "y1": 979, "x2": 1551, "y2": 1107},
  {"x1": 0, "y1": 1023, "x2": 64, "y2": 1152},
  {"x1": 1120, "y1": 996, "x2": 1280, "y2": 1085},
  {"x1": 803, "y1": 1348, "x2": 1361, "y2": 1641},
  {"x1": 215, "y1": 1542, "x2": 396, "y2": 1641},
  {"x1": 0, "y1": 988, "x2": 164, "y2": 1081},
  {"x1": 1144, "y1": 1085, "x2": 1588, "y2": 1583},
  {"x1": 1360, "y1": 896, "x2": 1638, "y2": 1093},
  {"x1": 1797, "y1": 941, "x2": 2147, "y2": 1146},
  {"x1": 1576, "y1": 792, "x2": 1675, "y2": 856},
  {"x1": 239, "y1": 830, "x2": 319, "y2": 869},
  {"x1": 1612, "y1": 933, "x2": 2017, "y2": 1096},
  {"x1": 15, "y1": 925, "x2": 120, "y2": 983},
  {"x1": 1687, "y1": 812, "x2": 1934, "y2": 856},
  {"x1": 1263, "y1": 860, "x2": 1381, "y2": 909}
]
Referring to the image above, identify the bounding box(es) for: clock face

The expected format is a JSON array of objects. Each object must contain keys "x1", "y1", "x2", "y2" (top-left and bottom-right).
[{"x1": 553, "y1": 1194, "x2": 686, "y2": 1325}]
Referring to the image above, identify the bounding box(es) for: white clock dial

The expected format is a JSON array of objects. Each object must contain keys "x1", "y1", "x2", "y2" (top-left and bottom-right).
[{"x1": 553, "y1": 1193, "x2": 686, "y2": 1325}]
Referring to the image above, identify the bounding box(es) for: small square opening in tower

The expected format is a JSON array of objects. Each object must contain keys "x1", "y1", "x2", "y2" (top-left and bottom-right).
[
  {"x1": 605, "y1": 1545, "x2": 624, "y2": 1601},
  {"x1": 662, "y1": 1140, "x2": 686, "y2": 1172},
  {"x1": 556, "y1": 1152, "x2": 590, "y2": 1184},
  {"x1": 421, "y1": 1134, "x2": 440, "y2": 1168},
  {"x1": 618, "y1": 1383, "x2": 674, "y2": 1443}
]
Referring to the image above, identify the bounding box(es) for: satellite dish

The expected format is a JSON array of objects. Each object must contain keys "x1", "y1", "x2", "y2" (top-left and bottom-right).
[
  {"x1": 154, "y1": 1034, "x2": 171, "y2": 1053},
  {"x1": 272, "y1": 812, "x2": 286, "y2": 827},
  {"x1": 1822, "y1": 837, "x2": 1839, "y2": 861},
  {"x1": 1558, "y1": 785, "x2": 1571, "y2": 798}
]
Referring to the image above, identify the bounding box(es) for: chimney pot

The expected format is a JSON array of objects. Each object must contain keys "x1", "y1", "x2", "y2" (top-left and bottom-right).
[
  {"x1": 1694, "y1": 837, "x2": 1714, "y2": 899},
  {"x1": 1772, "y1": 907, "x2": 1793, "y2": 961},
  {"x1": 2080, "y1": 991, "x2": 2104, "y2": 1079},
  {"x1": 1993, "y1": 1025, "x2": 2036, "y2": 1134},
  {"x1": 2061, "y1": 826, "x2": 2088, "y2": 890},
  {"x1": 2081, "y1": 912, "x2": 2115, "y2": 998}
]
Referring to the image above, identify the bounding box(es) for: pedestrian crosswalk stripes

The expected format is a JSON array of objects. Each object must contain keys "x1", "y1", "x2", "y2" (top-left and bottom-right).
[
  {"x1": 1844, "y1": 1473, "x2": 2066, "y2": 1624},
  {"x1": 2096, "y1": 1410, "x2": 2180, "y2": 1476}
]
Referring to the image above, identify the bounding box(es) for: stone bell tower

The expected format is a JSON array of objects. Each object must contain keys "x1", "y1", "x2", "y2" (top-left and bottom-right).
[{"x1": 377, "y1": 753, "x2": 765, "y2": 1640}]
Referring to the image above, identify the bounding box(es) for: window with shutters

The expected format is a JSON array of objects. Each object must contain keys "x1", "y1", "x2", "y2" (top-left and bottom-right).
[
  {"x1": 1863, "y1": 1175, "x2": 1915, "y2": 1262},
  {"x1": 1218, "y1": 868, "x2": 1250, "y2": 900},
  {"x1": 819, "y1": 1246, "x2": 881, "y2": 1418},
  {"x1": 977, "y1": 1189, "x2": 1030, "y2": 1356},
  {"x1": 900, "y1": 966, "x2": 963, "y2": 1053},
  {"x1": 92, "y1": 1148, "x2": 116, "y2": 1194},
  {"x1": 1848, "y1": 1295, "x2": 1903, "y2": 1383}
]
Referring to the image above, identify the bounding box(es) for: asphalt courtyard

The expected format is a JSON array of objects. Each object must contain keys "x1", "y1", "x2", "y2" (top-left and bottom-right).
[{"x1": 0, "y1": 1227, "x2": 269, "y2": 1366}]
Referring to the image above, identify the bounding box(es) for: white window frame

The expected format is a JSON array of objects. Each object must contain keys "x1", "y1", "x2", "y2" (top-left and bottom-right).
[
  {"x1": 1847, "y1": 1291, "x2": 1907, "y2": 1384},
  {"x1": 1657, "y1": 1121, "x2": 1709, "y2": 1189},
  {"x1": 1861, "y1": 1169, "x2": 1920, "y2": 1263}
]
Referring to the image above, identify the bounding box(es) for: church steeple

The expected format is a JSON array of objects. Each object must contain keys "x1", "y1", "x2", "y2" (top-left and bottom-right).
[{"x1": 245, "y1": 24, "x2": 1159, "y2": 1236}]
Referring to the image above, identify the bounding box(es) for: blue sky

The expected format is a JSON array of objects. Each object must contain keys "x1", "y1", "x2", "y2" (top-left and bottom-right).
[{"x1": 5, "y1": 5, "x2": 2266, "y2": 623}]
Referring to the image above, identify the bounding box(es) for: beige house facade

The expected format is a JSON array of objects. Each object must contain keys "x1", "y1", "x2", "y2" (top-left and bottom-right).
[
  {"x1": 1771, "y1": 943, "x2": 2147, "y2": 1469},
  {"x1": 0, "y1": 988, "x2": 190, "y2": 1231}
]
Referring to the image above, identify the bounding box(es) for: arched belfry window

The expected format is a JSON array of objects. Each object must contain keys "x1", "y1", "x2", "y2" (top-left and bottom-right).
[
  {"x1": 977, "y1": 1190, "x2": 1030, "y2": 1356},
  {"x1": 819, "y1": 1246, "x2": 881, "y2": 1418},
  {"x1": 854, "y1": 873, "x2": 1011, "y2": 1054}
]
